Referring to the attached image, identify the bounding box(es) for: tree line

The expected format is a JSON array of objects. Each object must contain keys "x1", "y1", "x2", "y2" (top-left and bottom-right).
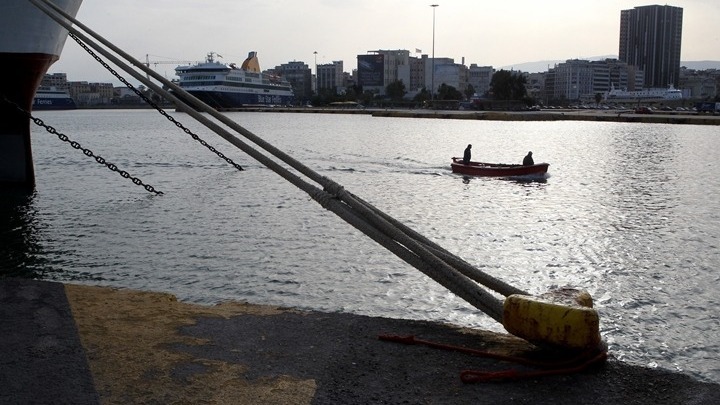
[{"x1": 310, "y1": 69, "x2": 530, "y2": 108}]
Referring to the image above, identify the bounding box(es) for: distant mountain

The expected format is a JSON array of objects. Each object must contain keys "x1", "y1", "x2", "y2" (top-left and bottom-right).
[
  {"x1": 499, "y1": 56, "x2": 617, "y2": 73},
  {"x1": 499, "y1": 56, "x2": 720, "y2": 73},
  {"x1": 680, "y1": 61, "x2": 720, "y2": 70},
  {"x1": 498, "y1": 60, "x2": 562, "y2": 73}
]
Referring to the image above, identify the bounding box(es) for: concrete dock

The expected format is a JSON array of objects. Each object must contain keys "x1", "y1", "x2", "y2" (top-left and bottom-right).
[
  {"x1": 230, "y1": 107, "x2": 720, "y2": 126},
  {"x1": 2, "y1": 278, "x2": 719, "y2": 404}
]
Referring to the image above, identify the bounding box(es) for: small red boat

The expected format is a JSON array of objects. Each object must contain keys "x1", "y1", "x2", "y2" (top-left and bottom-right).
[{"x1": 451, "y1": 157, "x2": 549, "y2": 177}]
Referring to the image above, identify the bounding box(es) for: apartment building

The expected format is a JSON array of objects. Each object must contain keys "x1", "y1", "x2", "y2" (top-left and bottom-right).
[{"x1": 619, "y1": 5, "x2": 683, "y2": 88}]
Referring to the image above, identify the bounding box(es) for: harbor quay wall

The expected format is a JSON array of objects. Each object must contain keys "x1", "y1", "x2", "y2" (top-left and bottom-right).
[
  {"x1": 2, "y1": 279, "x2": 720, "y2": 404},
  {"x1": 217, "y1": 107, "x2": 720, "y2": 126},
  {"x1": 74, "y1": 104, "x2": 720, "y2": 125}
]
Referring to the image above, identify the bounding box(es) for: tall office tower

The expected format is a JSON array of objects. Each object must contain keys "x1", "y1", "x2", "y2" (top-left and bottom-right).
[{"x1": 619, "y1": 5, "x2": 683, "y2": 88}]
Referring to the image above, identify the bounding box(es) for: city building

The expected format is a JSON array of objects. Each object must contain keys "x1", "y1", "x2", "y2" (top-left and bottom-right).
[
  {"x1": 544, "y1": 59, "x2": 644, "y2": 103},
  {"x1": 679, "y1": 67, "x2": 719, "y2": 99},
  {"x1": 68, "y1": 81, "x2": 114, "y2": 105},
  {"x1": 619, "y1": 4, "x2": 683, "y2": 88},
  {"x1": 424, "y1": 56, "x2": 455, "y2": 95},
  {"x1": 273, "y1": 61, "x2": 312, "y2": 103},
  {"x1": 357, "y1": 50, "x2": 410, "y2": 96},
  {"x1": 593, "y1": 58, "x2": 644, "y2": 93},
  {"x1": 551, "y1": 59, "x2": 594, "y2": 102},
  {"x1": 40, "y1": 73, "x2": 70, "y2": 90},
  {"x1": 467, "y1": 64, "x2": 494, "y2": 97},
  {"x1": 41, "y1": 6, "x2": 717, "y2": 109},
  {"x1": 408, "y1": 55, "x2": 427, "y2": 95},
  {"x1": 524, "y1": 72, "x2": 545, "y2": 103},
  {"x1": 317, "y1": 61, "x2": 344, "y2": 95}
]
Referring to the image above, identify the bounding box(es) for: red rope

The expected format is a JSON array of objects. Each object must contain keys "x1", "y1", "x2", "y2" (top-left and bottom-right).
[
  {"x1": 378, "y1": 334, "x2": 608, "y2": 383},
  {"x1": 460, "y1": 351, "x2": 608, "y2": 383}
]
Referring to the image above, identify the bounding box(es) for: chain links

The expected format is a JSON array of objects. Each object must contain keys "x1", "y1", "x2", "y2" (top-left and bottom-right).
[
  {"x1": 2, "y1": 33, "x2": 247, "y2": 195},
  {"x1": 68, "y1": 32, "x2": 244, "y2": 172},
  {"x1": 30, "y1": 114, "x2": 164, "y2": 195},
  {"x1": 0, "y1": 94, "x2": 163, "y2": 195}
]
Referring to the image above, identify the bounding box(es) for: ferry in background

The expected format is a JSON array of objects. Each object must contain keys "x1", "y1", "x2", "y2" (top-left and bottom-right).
[
  {"x1": 174, "y1": 51, "x2": 294, "y2": 109},
  {"x1": 604, "y1": 84, "x2": 683, "y2": 102},
  {"x1": 33, "y1": 87, "x2": 77, "y2": 110},
  {"x1": 0, "y1": 0, "x2": 83, "y2": 188}
]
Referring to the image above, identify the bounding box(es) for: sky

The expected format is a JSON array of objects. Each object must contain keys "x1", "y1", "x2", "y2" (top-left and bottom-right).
[{"x1": 48, "y1": 0, "x2": 720, "y2": 84}]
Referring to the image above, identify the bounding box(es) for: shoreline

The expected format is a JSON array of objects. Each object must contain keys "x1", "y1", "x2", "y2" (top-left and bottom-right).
[
  {"x1": 253, "y1": 107, "x2": 720, "y2": 126},
  {"x1": 72, "y1": 105, "x2": 720, "y2": 126},
  {"x1": 2, "y1": 278, "x2": 719, "y2": 404}
]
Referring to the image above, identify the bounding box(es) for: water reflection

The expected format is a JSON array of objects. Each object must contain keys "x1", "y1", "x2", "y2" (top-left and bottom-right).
[
  {"x1": 460, "y1": 174, "x2": 548, "y2": 185},
  {"x1": 22, "y1": 111, "x2": 720, "y2": 383},
  {"x1": 503, "y1": 175, "x2": 548, "y2": 185},
  {"x1": 0, "y1": 190, "x2": 45, "y2": 278}
]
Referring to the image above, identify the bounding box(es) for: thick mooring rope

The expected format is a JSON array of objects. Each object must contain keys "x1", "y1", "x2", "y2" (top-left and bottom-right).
[{"x1": 32, "y1": 0, "x2": 528, "y2": 324}]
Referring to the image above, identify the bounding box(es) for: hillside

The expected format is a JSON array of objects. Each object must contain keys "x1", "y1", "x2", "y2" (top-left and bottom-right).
[{"x1": 500, "y1": 57, "x2": 720, "y2": 73}]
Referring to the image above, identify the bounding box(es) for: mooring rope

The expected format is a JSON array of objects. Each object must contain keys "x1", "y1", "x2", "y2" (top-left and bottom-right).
[{"x1": 31, "y1": 0, "x2": 528, "y2": 324}]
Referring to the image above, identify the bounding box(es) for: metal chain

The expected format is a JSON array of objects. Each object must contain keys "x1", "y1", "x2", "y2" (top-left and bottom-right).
[
  {"x1": 68, "y1": 32, "x2": 244, "y2": 172},
  {"x1": 0, "y1": 94, "x2": 163, "y2": 195},
  {"x1": 31, "y1": 114, "x2": 164, "y2": 195}
]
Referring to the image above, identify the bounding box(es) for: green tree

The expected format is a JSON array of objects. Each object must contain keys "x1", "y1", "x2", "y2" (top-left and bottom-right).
[
  {"x1": 413, "y1": 87, "x2": 430, "y2": 103},
  {"x1": 594, "y1": 93, "x2": 603, "y2": 106},
  {"x1": 464, "y1": 84, "x2": 476, "y2": 101},
  {"x1": 359, "y1": 90, "x2": 375, "y2": 106},
  {"x1": 437, "y1": 83, "x2": 463, "y2": 100},
  {"x1": 386, "y1": 80, "x2": 407, "y2": 101},
  {"x1": 490, "y1": 70, "x2": 527, "y2": 100},
  {"x1": 342, "y1": 85, "x2": 362, "y2": 102}
]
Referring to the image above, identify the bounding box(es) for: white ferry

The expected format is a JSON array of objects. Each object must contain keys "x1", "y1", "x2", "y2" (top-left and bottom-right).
[
  {"x1": 604, "y1": 84, "x2": 683, "y2": 102},
  {"x1": 33, "y1": 87, "x2": 77, "y2": 110},
  {"x1": 174, "y1": 51, "x2": 294, "y2": 108}
]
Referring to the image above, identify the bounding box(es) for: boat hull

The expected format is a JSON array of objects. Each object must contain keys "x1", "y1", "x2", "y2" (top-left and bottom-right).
[
  {"x1": 33, "y1": 93, "x2": 77, "y2": 110},
  {"x1": 180, "y1": 89, "x2": 294, "y2": 109},
  {"x1": 451, "y1": 157, "x2": 549, "y2": 177},
  {"x1": 174, "y1": 53, "x2": 295, "y2": 109},
  {"x1": 0, "y1": 0, "x2": 83, "y2": 188}
]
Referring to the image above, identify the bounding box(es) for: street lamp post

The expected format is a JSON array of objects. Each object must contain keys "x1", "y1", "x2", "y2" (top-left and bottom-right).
[{"x1": 430, "y1": 4, "x2": 438, "y2": 103}]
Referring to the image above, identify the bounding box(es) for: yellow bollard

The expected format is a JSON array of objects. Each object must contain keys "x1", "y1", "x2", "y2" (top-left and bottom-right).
[{"x1": 502, "y1": 288, "x2": 601, "y2": 350}]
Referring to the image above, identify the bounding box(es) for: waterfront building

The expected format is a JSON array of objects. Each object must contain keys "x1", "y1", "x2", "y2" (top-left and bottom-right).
[
  {"x1": 423, "y1": 56, "x2": 460, "y2": 95},
  {"x1": 619, "y1": 4, "x2": 683, "y2": 88},
  {"x1": 273, "y1": 61, "x2": 312, "y2": 103},
  {"x1": 317, "y1": 61, "x2": 344, "y2": 95},
  {"x1": 40, "y1": 73, "x2": 70, "y2": 91},
  {"x1": 408, "y1": 55, "x2": 426, "y2": 94},
  {"x1": 357, "y1": 50, "x2": 411, "y2": 96},
  {"x1": 467, "y1": 64, "x2": 493, "y2": 97},
  {"x1": 679, "y1": 67, "x2": 719, "y2": 99},
  {"x1": 545, "y1": 59, "x2": 645, "y2": 103},
  {"x1": 596, "y1": 58, "x2": 644, "y2": 92},
  {"x1": 68, "y1": 81, "x2": 114, "y2": 105},
  {"x1": 525, "y1": 72, "x2": 545, "y2": 103},
  {"x1": 551, "y1": 59, "x2": 594, "y2": 102}
]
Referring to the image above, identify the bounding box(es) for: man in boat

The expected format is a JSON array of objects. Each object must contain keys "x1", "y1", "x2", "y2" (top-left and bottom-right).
[
  {"x1": 463, "y1": 144, "x2": 472, "y2": 165},
  {"x1": 523, "y1": 151, "x2": 534, "y2": 166}
]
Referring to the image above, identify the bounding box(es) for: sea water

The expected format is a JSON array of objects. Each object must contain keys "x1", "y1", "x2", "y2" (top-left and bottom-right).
[{"x1": 2, "y1": 109, "x2": 719, "y2": 383}]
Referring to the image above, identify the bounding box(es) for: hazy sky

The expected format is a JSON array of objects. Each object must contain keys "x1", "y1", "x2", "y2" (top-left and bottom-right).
[{"x1": 48, "y1": 0, "x2": 719, "y2": 83}]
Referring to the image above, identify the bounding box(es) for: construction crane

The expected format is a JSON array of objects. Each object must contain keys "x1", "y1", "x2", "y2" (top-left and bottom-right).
[
  {"x1": 144, "y1": 54, "x2": 197, "y2": 68},
  {"x1": 143, "y1": 54, "x2": 197, "y2": 79}
]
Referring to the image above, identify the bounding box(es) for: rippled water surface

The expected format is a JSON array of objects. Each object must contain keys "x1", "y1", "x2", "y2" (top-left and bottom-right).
[{"x1": 3, "y1": 109, "x2": 719, "y2": 383}]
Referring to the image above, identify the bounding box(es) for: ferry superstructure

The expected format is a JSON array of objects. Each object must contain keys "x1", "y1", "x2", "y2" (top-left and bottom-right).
[
  {"x1": 174, "y1": 52, "x2": 294, "y2": 109},
  {"x1": 604, "y1": 84, "x2": 683, "y2": 102},
  {"x1": 33, "y1": 87, "x2": 77, "y2": 110},
  {"x1": 0, "y1": 0, "x2": 83, "y2": 188}
]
